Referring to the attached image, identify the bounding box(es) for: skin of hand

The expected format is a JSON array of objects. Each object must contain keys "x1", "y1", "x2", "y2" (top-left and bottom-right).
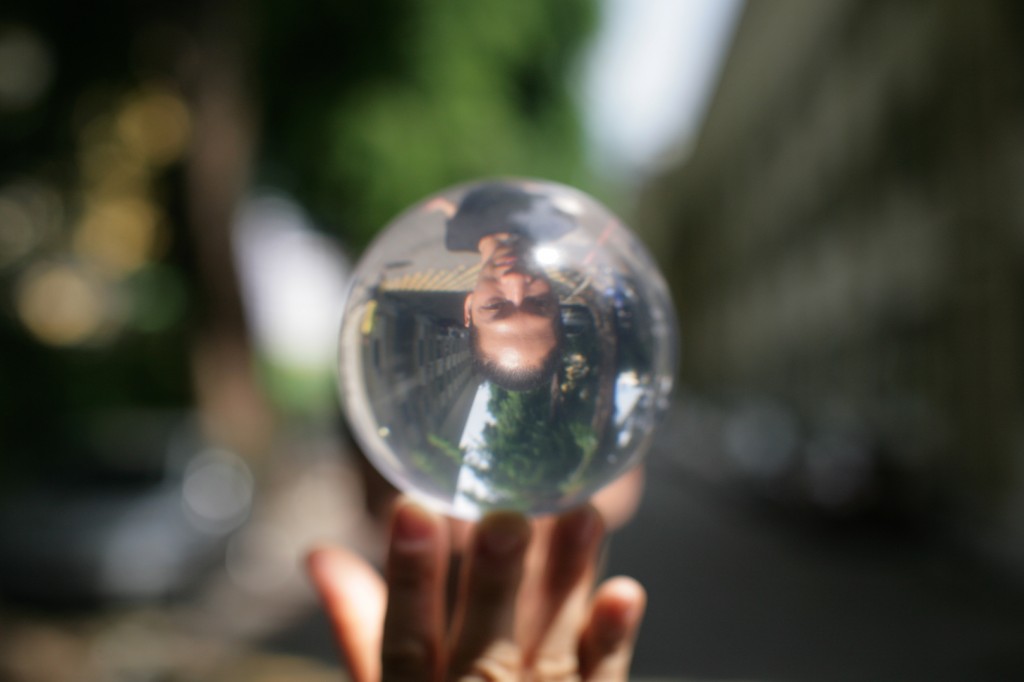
[{"x1": 306, "y1": 500, "x2": 646, "y2": 682}]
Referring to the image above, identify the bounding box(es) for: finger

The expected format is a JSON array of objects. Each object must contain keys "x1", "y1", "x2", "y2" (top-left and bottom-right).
[
  {"x1": 448, "y1": 511, "x2": 531, "y2": 680},
  {"x1": 306, "y1": 545, "x2": 386, "y2": 682},
  {"x1": 578, "y1": 577, "x2": 646, "y2": 681},
  {"x1": 523, "y1": 504, "x2": 604, "y2": 669},
  {"x1": 381, "y1": 500, "x2": 450, "y2": 682},
  {"x1": 511, "y1": 514, "x2": 555, "y2": 636},
  {"x1": 590, "y1": 465, "x2": 644, "y2": 531}
]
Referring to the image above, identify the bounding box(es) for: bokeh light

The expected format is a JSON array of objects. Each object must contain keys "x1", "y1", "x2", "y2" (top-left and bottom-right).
[
  {"x1": 73, "y1": 197, "x2": 165, "y2": 277},
  {"x1": 0, "y1": 181, "x2": 63, "y2": 269},
  {"x1": 15, "y1": 261, "x2": 107, "y2": 346},
  {"x1": 0, "y1": 26, "x2": 53, "y2": 111},
  {"x1": 116, "y1": 86, "x2": 191, "y2": 167},
  {"x1": 78, "y1": 136, "x2": 150, "y2": 198}
]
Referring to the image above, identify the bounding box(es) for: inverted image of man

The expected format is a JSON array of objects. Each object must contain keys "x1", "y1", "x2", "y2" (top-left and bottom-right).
[{"x1": 445, "y1": 182, "x2": 575, "y2": 391}]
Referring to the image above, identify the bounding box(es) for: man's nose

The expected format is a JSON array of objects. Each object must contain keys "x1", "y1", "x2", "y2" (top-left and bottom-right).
[{"x1": 500, "y1": 271, "x2": 531, "y2": 304}]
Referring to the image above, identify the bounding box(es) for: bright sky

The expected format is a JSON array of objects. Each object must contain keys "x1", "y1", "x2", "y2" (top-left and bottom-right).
[{"x1": 581, "y1": 0, "x2": 744, "y2": 179}]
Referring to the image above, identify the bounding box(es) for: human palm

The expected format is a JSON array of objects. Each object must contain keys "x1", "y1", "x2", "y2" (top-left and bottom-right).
[{"x1": 307, "y1": 502, "x2": 645, "y2": 681}]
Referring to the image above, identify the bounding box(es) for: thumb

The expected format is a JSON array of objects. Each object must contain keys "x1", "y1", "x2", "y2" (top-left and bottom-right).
[{"x1": 307, "y1": 545, "x2": 387, "y2": 682}]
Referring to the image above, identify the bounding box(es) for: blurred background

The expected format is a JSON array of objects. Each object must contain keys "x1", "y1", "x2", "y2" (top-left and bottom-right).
[{"x1": 1, "y1": 0, "x2": 1023, "y2": 680}]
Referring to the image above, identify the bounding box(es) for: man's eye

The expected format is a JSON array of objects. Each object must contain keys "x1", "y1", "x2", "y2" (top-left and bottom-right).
[
  {"x1": 524, "y1": 297, "x2": 554, "y2": 314},
  {"x1": 482, "y1": 301, "x2": 506, "y2": 311}
]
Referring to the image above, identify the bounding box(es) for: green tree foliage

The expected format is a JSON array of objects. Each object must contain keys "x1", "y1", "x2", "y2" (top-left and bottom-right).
[
  {"x1": 255, "y1": 0, "x2": 598, "y2": 248},
  {"x1": 0, "y1": 0, "x2": 599, "y2": 483},
  {"x1": 481, "y1": 383, "x2": 597, "y2": 501}
]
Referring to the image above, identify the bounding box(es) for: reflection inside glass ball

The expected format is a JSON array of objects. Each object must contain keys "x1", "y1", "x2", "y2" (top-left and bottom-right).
[{"x1": 338, "y1": 179, "x2": 678, "y2": 518}]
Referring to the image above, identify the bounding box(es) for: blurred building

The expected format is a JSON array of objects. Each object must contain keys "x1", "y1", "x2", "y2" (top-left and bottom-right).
[
  {"x1": 364, "y1": 289, "x2": 476, "y2": 446},
  {"x1": 637, "y1": 0, "x2": 1024, "y2": 570},
  {"x1": 352, "y1": 286, "x2": 476, "y2": 498}
]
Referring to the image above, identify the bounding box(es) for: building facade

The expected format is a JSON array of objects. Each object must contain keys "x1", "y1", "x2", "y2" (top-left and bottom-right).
[{"x1": 638, "y1": 0, "x2": 1024, "y2": 568}]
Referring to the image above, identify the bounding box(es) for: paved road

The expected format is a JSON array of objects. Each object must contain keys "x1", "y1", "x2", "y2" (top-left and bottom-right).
[{"x1": 604, "y1": 441, "x2": 1024, "y2": 681}]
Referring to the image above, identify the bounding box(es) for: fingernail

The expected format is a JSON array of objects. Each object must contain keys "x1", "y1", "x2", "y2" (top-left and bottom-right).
[
  {"x1": 479, "y1": 512, "x2": 530, "y2": 558},
  {"x1": 393, "y1": 503, "x2": 434, "y2": 551}
]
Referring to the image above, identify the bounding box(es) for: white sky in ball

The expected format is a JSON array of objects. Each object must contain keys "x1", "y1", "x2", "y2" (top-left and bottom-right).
[{"x1": 580, "y1": 0, "x2": 744, "y2": 178}]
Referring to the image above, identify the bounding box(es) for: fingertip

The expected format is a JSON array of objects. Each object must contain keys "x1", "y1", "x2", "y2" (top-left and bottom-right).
[
  {"x1": 305, "y1": 543, "x2": 336, "y2": 570},
  {"x1": 476, "y1": 511, "x2": 532, "y2": 559},
  {"x1": 306, "y1": 544, "x2": 385, "y2": 600},
  {"x1": 591, "y1": 576, "x2": 646, "y2": 644},
  {"x1": 305, "y1": 544, "x2": 343, "y2": 588},
  {"x1": 386, "y1": 501, "x2": 449, "y2": 596},
  {"x1": 591, "y1": 466, "x2": 644, "y2": 530},
  {"x1": 598, "y1": 575, "x2": 646, "y2": 605},
  {"x1": 304, "y1": 545, "x2": 326, "y2": 572},
  {"x1": 579, "y1": 577, "x2": 646, "y2": 679},
  {"x1": 554, "y1": 503, "x2": 604, "y2": 550},
  {"x1": 391, "y1": 500, "x2": 442, "y2": 552}
]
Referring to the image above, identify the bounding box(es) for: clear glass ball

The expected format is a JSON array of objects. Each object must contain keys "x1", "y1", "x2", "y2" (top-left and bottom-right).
[{"x1": 338, "y1": 178, "x2": 678, "y2": 518}]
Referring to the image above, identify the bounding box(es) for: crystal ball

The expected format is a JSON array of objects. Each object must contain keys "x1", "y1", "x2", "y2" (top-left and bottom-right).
[{"x1": 338, "y1": 178, "x2": 678, "y2": 518}]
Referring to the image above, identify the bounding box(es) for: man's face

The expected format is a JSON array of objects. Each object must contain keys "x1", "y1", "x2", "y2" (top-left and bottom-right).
[{"x1": 464, "y1": 239, "x2": 560, "y2": 372}]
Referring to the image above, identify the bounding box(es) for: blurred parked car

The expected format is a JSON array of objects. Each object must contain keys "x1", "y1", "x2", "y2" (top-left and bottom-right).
[{"x1": 0, "y1": 411, "x2": 252, "y2": 605}]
